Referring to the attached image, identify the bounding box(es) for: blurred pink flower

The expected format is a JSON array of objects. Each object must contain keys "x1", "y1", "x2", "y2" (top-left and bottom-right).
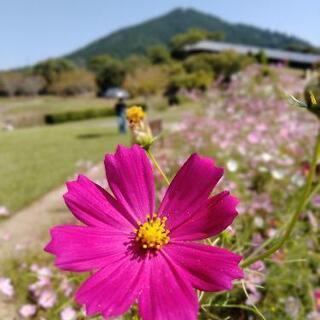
[
  {"x1": 247, "y1": 132, "x2": 261, "y2": 144},
  {"x1": 45, "y1": 145, "x2": 243, "y2": 320},
  {"x1": 0, "y1": 206, "x2": 10, "y2": 216},
  {"x1": 311, "y1": 196, "x2": 320, "y2": 209},
  {"x1": 19, "y1": 304, "x2": 37, "y2": 318},
  {"x1": 0, "y1": 277, "x2": 14, "y2": 298},
  {"x1": 60, "y1": 307, "x2": 77, "y2": 320},
  {"x1": 315, "y1": 289, "x2": 320, "y2": 312},
  {"x1": 38, "y1": 289, "x2": 57, "y2": 309}
]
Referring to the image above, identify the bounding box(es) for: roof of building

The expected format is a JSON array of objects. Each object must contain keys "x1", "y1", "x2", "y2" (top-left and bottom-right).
[{"x1": 184, "y1": 40, "x2": 320, "y2": 65}]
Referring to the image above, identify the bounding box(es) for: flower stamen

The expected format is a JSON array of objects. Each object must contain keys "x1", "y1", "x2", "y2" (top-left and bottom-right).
[{"x1": 134, "y1": 214, "x2": 170, "y2": 250}]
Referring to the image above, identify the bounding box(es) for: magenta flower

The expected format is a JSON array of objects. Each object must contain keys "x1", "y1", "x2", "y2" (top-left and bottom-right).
[{"x1": 45, "y1": 145, "x2": 243, "y2": 320}]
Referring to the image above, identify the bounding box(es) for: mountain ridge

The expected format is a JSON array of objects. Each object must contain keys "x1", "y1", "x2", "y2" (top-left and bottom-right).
[{"x1": 66, "y1": 8, "x2": 313, "y2": 62}]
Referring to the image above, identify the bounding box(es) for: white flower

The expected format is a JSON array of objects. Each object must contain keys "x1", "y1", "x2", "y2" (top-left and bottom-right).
[
  {"x1": 19, "y1": 304, "x2": 37, "y2": 318},
  {"x1": 258, "y1": 166, "x2": 268, "y2": 173},
  {"x1": 253, "y1": 216, "x2": 264, "y2": 229},
  {"x1": 271, "y1": 169, "x2": 285, "y2": 180},
  {"x1": 226, "y1": 159, "x2": 238, "y2": 172},
  {"x1": 291, "y1": 173, "x2": 305, "y2": 187},
  {"x1": 261, "y1": 152, "x2": 273, "y2": 162},
  {"x1": 0, "y1": 277, "x2": 14, "y2": 298},
  {"x1": 60, "y1": 307, "x2": 77, "y2": 320}
]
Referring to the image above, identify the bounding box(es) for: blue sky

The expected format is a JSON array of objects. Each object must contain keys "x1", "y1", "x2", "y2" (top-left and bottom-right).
[{"x1": 0, "y1": 0, "x2": 319, "y2": 70}]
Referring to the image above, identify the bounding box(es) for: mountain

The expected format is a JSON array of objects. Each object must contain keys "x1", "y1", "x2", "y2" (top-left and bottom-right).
[{"x1": 67, "y1": 8, "x2": 313, "y2": 62}]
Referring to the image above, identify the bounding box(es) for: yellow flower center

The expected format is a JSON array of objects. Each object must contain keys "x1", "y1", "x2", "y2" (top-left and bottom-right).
[
  {"x1": 134, "y1": 214, "x2": 170, "y2": 250},
  {"x1": 126, "y1": 106, "x2": 145, "y2": 124}
]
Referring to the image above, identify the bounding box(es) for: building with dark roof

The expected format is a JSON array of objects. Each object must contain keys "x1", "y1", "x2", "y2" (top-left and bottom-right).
[{"x1": 184, "y1": 40, "x2": 320, "y2": 68}]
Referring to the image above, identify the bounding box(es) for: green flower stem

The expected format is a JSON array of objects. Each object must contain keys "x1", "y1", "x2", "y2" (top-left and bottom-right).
[
  {"x1": 146, "y1": 150, "x2": 170, "y2": 186},
  {"x1": 242, "y1": 128, "x2": 320, "y2": 268}
]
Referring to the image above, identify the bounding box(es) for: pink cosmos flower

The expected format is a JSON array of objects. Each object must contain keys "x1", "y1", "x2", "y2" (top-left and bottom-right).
[
  {"x1": 45, "y1": 145, "x2": 243, "y2": 320},
  {"x1": 38, "y1": 288, "x2": 57, "y2": 309},
  {"x1": 315, "y1": 289, "x2": 320, "y2": 312},
  {"x1": 0, "y1": 277, "x2": 14, "y2": 298},
  {"x1": 60, "y1": 306, "x2": 77, "y2": 320},
  {"x1": 19, "y1": 304, "x2": 37, "y2": 318}
]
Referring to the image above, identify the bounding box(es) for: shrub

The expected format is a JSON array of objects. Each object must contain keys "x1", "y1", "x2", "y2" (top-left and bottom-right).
[
  {"x1": 209, "y1": 50, "x2": 254, "y2": 80},
  {"x1": 255, "y1": 50, "x2": 268, "y2": 64},
  {"x1": 168, "y1": 70, "x2": 213, "y2": 92},
  {"x1": 124, "y1": 66, "x2": 168, "y2": 97},
  {"x1": 183, "y1": 54, "x2": 214, "y2": 74},
  {"x1": 165, "y1": 70, "x2": 213, "y2": 105},
  {"x1": 47, "y1": 69, "x2": 96, "y2": 96},
  {"x1": 45, "y1": 108, "x2": 115, "y2": 124},
  {"x1": 183, "y1": 51, "x2": 254, "y2": 81}
]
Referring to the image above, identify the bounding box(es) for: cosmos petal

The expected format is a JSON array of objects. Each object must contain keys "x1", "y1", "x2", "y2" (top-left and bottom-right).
[
  {"x1": 138, "y1": 252, "x2": 198, "y2": 320},
  {"x1": 45, "y1": 225, "x2": 129, "y2": 272},
  {"x1": 64, "y1": 174, "x2": 135, "y2": 229},
  {"x1": 165, "y1": 242, "x2": 243, "y2": 292},
  {"x1": 105, "y1": 145, "x2": 155, "y2": 223},
  {"x1": 170, "y1": 191, "x2": 239, "y2": 240},
  {"x1": 76, "y1": 254, "x2": 145, "y2": 317},
  {"x1": 159, "y1": 153, "x2": 223, "y2": 229}
]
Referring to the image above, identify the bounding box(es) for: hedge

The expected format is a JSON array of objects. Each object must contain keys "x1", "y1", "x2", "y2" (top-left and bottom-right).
[
  {"x1": 45, "y1": 108, "x2": 115, "y2": 124},
  {"x1": 44, "y1": 103, "x2": 147, "y2": 125}
]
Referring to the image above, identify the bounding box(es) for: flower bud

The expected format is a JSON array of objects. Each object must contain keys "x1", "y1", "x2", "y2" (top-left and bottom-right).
[
  {"x1": 288, "y1": 93, "x2": 320, "y2": 119},
  {"x1": 126, "y1": 106, "x2": 155, "y2": 150}
]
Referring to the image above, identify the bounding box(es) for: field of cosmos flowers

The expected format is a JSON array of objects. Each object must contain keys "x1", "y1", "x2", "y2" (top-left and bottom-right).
[{"x1": 1, "y1": 64, "x2": 320, "y2": 320}]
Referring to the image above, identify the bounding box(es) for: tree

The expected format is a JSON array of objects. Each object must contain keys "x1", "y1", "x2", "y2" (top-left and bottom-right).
[
  {"x1": 124, "y1": 66, "x2": 168, "y2": 97},
  {"x1": 17, "y1": 75, "x2": 46, "y2": 96},
  {"x1": 47, "y1": 69, "x2": 96, "y2": 96},
  {"x1": 207, "y1": 31, "x2": 225, "y2": 41},
  {"x1": 255, "y1": 50, "x2": 268, "y2": 64},
  {"x1": 0, "y1": 72, "x2": 24, "y2": 96},
  {"x1": 33, "y1": 58, "x2": 75, "y2": 90},
  {"x1": 170, "y1": 28, "x2": 208, "y2": 51},
  {"x1": 88, "y1": 55, "x2": 126, "y2": 94},
  {"x1": 147, "y1": 45, "x2": 171, "y2": 64},
  {"x1": 124, "y1": 55, "x2": 150, "y2": 73},
  {"x1": 88, "y1": 55, "x2": 114, "y2": 74}
]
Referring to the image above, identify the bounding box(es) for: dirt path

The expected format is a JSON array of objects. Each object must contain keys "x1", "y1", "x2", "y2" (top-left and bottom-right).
[
  {"x1": 0, "y1": 165, "x2": 104, "y2": 262},
  {"x1": 0, "y1": 165, "x2": 105, "y2": 319}
]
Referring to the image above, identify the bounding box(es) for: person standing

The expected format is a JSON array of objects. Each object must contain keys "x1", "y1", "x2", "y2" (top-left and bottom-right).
[{"x1": 114, "y1": 98, "x2": 127, "y2": 134}]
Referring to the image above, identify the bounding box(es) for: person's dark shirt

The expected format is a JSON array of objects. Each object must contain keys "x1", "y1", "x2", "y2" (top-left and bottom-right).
[{"x1": 115, "y1": 102, "x2": 126, "y2": 116}]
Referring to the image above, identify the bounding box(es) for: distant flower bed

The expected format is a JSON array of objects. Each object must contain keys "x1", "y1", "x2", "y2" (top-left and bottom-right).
[{"x1": 1, "y1": 64, "x2": 320, "y2": 320}]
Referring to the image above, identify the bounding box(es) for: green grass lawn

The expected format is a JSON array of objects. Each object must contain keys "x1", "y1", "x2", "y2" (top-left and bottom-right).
[
  {"x1": 0, "y1": 95, "x2": 199, "y2": 213},
  {"x1": 0, "y1": 95, "x2": 114, "y2": 116},
  {"x1": 0, "y1": 119, "x2": 128, "y2": 212},
  {"x1": 0, "y1": 95, "x2": 199, "y2": 117}
]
